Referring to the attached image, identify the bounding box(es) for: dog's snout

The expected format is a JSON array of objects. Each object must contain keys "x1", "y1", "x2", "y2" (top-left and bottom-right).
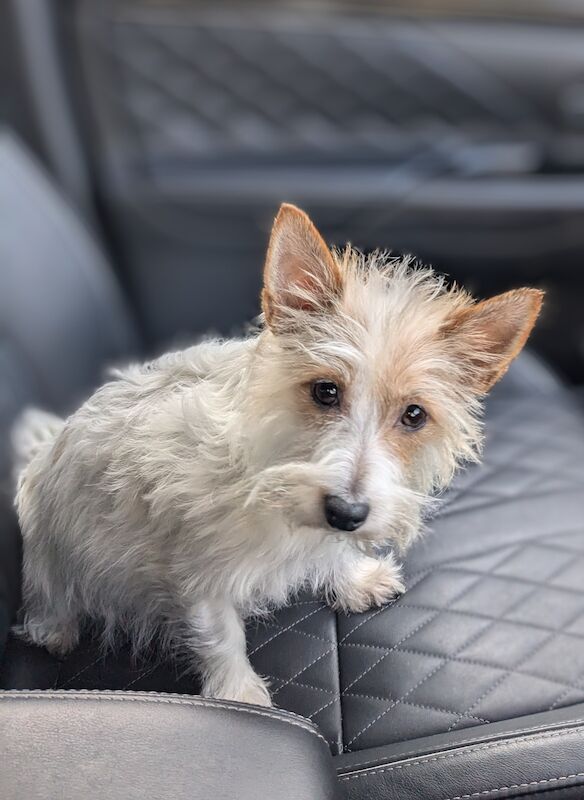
[{"x1": 324, "y1": 495, "x2": 370, "y2": 532}]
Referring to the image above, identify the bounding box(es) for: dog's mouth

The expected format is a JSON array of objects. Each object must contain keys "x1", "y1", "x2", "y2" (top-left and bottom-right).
[{"x1": 244, "y1": 459, "x2": 433, "y2": 552}]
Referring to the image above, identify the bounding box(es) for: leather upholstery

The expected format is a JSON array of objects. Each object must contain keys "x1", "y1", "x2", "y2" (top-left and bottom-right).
[
  {"x1": 0, "y1": 132, "x2": 138, "y2": 660},
  {"x1": 3, "y1": 351, "x2": 584, "y2": 772},
  {"x1": 0, "y1": 131, "x2": 139, "y2": 483},
  {"x1": 1, "y1": 134, "x2": 584, "y2": 798},
  {"x1": 337, "y1": 703, "x2": 584, "y2": 799},
  {"x1": 0, "y1": 690, "x2": 338, "y2": 800}
]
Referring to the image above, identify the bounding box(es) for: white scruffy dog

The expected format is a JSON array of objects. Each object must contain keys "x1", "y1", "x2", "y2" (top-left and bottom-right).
[{"x1": 13, "y1": 204, "x2": 542, "y2": 706}]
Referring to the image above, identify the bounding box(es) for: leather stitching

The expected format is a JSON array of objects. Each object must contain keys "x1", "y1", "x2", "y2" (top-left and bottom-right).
[
  {"x1": 272, "y1": 647, "x2": 337, "y2": 697},
  {"x1": 337, "y1": 567, "x2": 434, "y2": 644},
  {"x1": 447, "y1": 583, "x2": 584, "y2": 732},
  {"x1": 342, "y1": 692, "x2": 488, "y2": 723},
  {"x1": 309, "y1": 695, "x2": 340, "y2": 721},
  {"x1": 393, "y1": 602, "x2": 584, "y2": 639},
  {"x1": 247, "y1": 606, "x2": 325, "y2": 656},
  {"x1": 0, "y1": 690, "x2": 327, "y2": 744},
  {"x1": 336, "y1": 717, "x2": 584, "y2": 771},
  {"x1": 444, "y1": 773, "x2": 584, "y2": 800},
  {"x1": 277, "y1": 626, "x2": 336, "y2": 648},
  {"x1": 343, "y1": 546, "x2": 520, "y2": 748},
  {"x1": 549, "y1": 671, "x2": 584, "y2": 712},
  {"x1": 60, "y1": 652, "x2": 105, "y2": 688},
  {"x1": 265, "y1": 676, "x2": 335, "y2": 696},
  {"x1": 338, "y1": 724, "x2": 584, "y2": 781},
  {"x1": 340, "y1": 641, "x2": 581, "y2": 694},
  {"x1": 123, "y1": 664, "x2": 158, "y2": 690}
]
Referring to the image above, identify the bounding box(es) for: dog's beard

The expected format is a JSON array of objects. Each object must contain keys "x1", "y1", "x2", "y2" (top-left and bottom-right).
[{"x1": 243, "y1": 446, "x2": 435, "y2": 554}]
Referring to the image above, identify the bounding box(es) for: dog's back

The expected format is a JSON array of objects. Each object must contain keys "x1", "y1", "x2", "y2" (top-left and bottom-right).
[{"x1": 12, "y1": 408, "x2": 64, "y2": 485}]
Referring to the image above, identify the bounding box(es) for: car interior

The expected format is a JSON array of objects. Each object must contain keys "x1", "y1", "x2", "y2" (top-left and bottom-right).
[{"x1": 1, "y1": 2, "x2": 584, "y2": 798}]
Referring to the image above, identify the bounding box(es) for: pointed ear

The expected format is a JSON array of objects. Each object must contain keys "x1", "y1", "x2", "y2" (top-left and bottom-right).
[
  {"x1": 446, "y1": 288, "x2": 544, "y2": 392},
  {"x1": 261, "y1": 204, "x2": 343, "y2": 328}
]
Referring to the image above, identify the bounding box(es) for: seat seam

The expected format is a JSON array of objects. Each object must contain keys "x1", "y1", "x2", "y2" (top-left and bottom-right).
[
  {"x1": 264, "y1": 675, "x2": 335, "y2": 695},
  {"x1": 335, "y1": 716, "x2": 584, "y2": 770},
  {"x1": 338, "y1": 567, "x2": 434, "y2": 643},
  {"x1": 381, "y1": 604, "x2": 584, "y2": 643},
  {"x1": 272, "y1": 646, "x2": 337, "y2": 697},
  {"x1": 0, "y1": 690, "x2": 327, "y2": 744},
  {"x1": 343, "y1": 546, "x2": 524, "y2": 748},
  {"x1": 447, "y1": 590, "x2": 584, "y2": 732},
  {"x1": 60, "y1": 652, "x2": 104, "y2": 688},
  {"x1": 340, "y1": 641, "x2": 584, "y2": 695},
  {"x1": 342, "y1": 691, "x2": 489, "y2": 723},
  {"x1": 333, "y1": 606, "x2": 343, "y2": 755},
  {"x1": 337, "y1": 725, "x2": 584, "y2": 781},
  {"x1": 123, "y1": 664, "x2": 158, "y2": 690},
  {"x1": 443, "y1": 772, "x2": 584, "y2": 800},
  {"x1": 402, "y1": 518, "x2": 584, "y2": 587},
  {"x1": 549, "y1": 670, "x2": 584, "y2": 712},
  {"x1": 247, "y1": 605, "x2": 325, "y2": 656},
  {"x1": 276, "y1": 626, "x2": 336, "y2": 648}
]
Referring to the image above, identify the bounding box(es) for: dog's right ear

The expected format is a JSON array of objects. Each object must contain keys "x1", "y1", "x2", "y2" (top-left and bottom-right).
[{"x1": 262, "y1": 204, "x2": 343, "y2": 328}]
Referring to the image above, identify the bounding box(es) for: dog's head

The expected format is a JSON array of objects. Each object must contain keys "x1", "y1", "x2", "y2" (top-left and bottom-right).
[{"x1": 244, "y1": 204, "x2": 543, "y2": 551}]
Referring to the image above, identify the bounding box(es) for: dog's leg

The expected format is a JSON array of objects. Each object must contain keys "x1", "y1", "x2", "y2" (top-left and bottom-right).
[
  {"x1": 187, "y1": 598, "x2": 271, "y2": 707},
  {"x1": 17, "y1": 610, "x2": 81, "y2": 656},
  {"x1": 326, "y1": 550, "x2": 405, "y2": 614}
]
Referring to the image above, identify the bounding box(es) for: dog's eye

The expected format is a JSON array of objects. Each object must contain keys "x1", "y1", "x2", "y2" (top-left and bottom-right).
[
  {"x1": 401, "y1": 404, "x2": 427, "y2": 430},
  {"x1": 311, "y1": 380, "x2": 340, "y2": 408}
]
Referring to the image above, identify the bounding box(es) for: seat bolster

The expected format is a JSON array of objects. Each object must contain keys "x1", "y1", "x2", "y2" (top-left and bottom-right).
[
  {"x1": 337, "y1": 704, "x2": 584, "y2": 800},
  {"x1": 0, "y1": 690, "x2": 338, "y2": 800}
]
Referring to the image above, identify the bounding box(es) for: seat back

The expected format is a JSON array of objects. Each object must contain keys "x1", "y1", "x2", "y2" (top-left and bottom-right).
[{"x1": 0, "y1": 132, "x2": 139, "y2": 650}]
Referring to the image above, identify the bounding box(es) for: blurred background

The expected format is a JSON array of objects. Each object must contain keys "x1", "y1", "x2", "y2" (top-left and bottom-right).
[{"x1": 2, "y1": 0, "x2": 584, "y2": 413}]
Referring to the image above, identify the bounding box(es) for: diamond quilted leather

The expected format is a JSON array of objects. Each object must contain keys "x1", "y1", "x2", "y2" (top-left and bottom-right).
[
  {"x1": 76, "y1": 1, "x2": 542, "y2": 171},
  {"x1": 249, "y1": 372, "x2": 584, "y2": 753},
  {"x1": 2, "y1": 358, "x2": 584, "y2": 756}
]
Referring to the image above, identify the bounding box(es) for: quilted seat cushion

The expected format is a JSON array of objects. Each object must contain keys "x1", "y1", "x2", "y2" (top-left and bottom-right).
[{"x1": 2, "y1": 355, "x2": 584, "y2": 756}]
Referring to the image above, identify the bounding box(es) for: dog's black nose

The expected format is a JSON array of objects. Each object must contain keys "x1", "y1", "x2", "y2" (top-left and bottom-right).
[{"x1": 324, "y1": 495, "x2": 370, "y2": 532}]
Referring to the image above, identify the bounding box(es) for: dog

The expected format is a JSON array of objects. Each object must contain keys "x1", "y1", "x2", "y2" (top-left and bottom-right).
[{"x1": 12, "y1": 203, "x2": 543, "y2": 706}]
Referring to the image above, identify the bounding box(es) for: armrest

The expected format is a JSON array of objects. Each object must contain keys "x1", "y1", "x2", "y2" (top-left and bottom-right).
[{"x1": 0, "y1": 690, "x2": 337, "y2": 800}]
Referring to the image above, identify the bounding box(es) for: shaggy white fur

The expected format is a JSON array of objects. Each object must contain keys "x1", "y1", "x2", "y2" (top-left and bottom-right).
[{"x1": 12, "y1": 204, "x2": 543, "y2": 706}]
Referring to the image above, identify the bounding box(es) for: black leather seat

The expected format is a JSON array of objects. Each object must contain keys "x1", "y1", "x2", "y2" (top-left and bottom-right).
[{"x1": 2, "y1": 135, "x2": 584, "y2": 799}]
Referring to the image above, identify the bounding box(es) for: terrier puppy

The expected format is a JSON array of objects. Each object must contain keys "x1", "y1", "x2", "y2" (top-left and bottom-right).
[{"x1": 13, "y1": 204, "x2": 542, "y2": 706}]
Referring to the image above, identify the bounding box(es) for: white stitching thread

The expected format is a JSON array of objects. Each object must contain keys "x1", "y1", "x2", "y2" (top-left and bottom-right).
[
  {"x1": 336, "y1": 716, "x2": 584, "y2": 771},
  {"x1": 339, "y1": 640, "x2": 584, "y2": 696},
  {"x1": 61, "y1": 652, "x2": 104, "y2": 687},
  {"x1": 337, "y1": 567, "x2": 433, "y2": 645},
  {"x1": 342, "y1": 691, "x2": 488, "y2": 724},
  {"x1": 343, "y1": 542, "x2": 565, "y2": 748},
  {"x1": 338, "y1": 725, "x2": 584, "y2": 781},
  {"x1": 444, "y1": 772, "x2": 584, "y2": 800},
  {"x1": 272, "y1": 646, "x2": 336, "y2": 697},
  {"x1": 445, "y1": 554, "x2": 584, "y2": 733},
  {"x1": 0, "y1": 690, "x2": 327, "y2": 745},
  {"x1": 247, "y1": 606, "x2": 325, "y2": 656}
]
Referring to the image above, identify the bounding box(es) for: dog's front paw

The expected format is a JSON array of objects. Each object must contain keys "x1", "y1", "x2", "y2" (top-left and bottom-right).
[
  {"x1": 203, "y1": 671, "x2": 272, "y2": 707},
  {"x1": 332, "y1": 558, "x2": 405, "y2": 614},
  {"x1": 17, "y1": 616, "x2": 80, "y2": 657},
  {"x1": 231, "y1": 678, "x2": 273, "y2": 707}
]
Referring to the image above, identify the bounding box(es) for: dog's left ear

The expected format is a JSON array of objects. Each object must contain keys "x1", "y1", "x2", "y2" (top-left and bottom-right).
[
  {"x1": 262, "y1": 203, "x2": 343, "y2": 328},
  {"x1": 446, "y1": 288, "x2": 544, "y2": 392}
]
